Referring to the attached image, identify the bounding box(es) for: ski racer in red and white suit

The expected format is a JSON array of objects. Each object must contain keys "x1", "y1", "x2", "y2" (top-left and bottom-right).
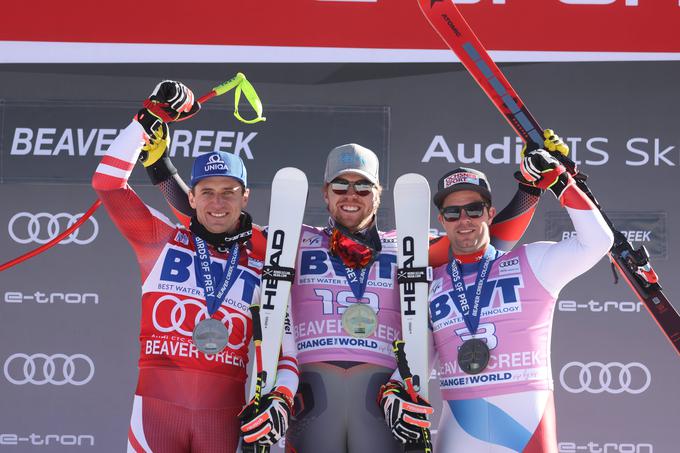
[
  {"x1": 92, "y1": 83, "x2": 298, "y2": 453},
  {"x1": 424, "y1": 154, "x2": 613, "y2": 452}
]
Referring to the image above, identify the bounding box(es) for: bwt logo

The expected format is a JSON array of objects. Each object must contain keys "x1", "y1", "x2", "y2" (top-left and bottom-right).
[
  {"x1": 558, "y1": 441, "x2": 653, "y2": 453},
  {"x1": 0, "y1": 433, "x2": 95, "y2": 446},
  {"x1": 299, "y1": 250, "x2": 396, "y2": 279},
  {"x1": 8, "y1": 212, "x2": 98, "y2": 245},
  {"x1": 4, "y1": 291, "x2": 99, "y2": 305},
  {"x1": 559, "y1": 361, "x2": 651, "y2": 394},
  {"x1": 430, "y1": 276, "x2": 522, "y2": 323},
  {"x1": 160, "y1": 248, "x2": 259, "y2": 304},
  {"x1": 558, "y1": 299, "x2": 643, "y2": 313},
  {"x1": 3, "y1": 353, "x2": 95, "y2": 386}
]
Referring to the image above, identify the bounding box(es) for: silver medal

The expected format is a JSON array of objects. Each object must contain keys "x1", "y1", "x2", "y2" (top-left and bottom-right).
[{"x1": 192, "y1": 318, "x2": 229, "y2": 354}]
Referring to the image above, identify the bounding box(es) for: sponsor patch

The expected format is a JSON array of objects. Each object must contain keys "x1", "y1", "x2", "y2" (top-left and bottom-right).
[
  {"x1": 429, "y1": 277, "x2": 444, "y2": 296},
  {"x1": 174, "y1": 231, "x2": 190, "y2": 245},
  {"x1": 203, "y1": 154, "x2": 229, "y2": 174},
  {"x1": 301, "y1": 231, "x2": 322, "y2": 246},
  {"x1": 443, "y1": 172, "x2": 480, "y2": 189},
  {"x1": 498, "y1": 257, "x2": 520, "y2": 275}
]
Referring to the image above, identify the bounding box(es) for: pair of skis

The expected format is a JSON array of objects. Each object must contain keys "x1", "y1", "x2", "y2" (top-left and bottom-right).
[
  {"x1": 249, "y1": 170, "x2": 434, "y2": 453},
  {"x1": 249, "y1": 168, "x2": 434, "y2": 453},
  {"x1": 415, "y1": 0, "x2": 680, "y2": 355}
]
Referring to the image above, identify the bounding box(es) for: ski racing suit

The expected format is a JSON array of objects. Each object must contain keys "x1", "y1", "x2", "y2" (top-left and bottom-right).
[
  {"x1": 92, "y1": 121, "x2": 299, "y2": 453},
  {"x1": 429, "y1": 178, "x2": 613, "y2": 452},
  {"x1": 147, "y1": 159, "x2": 542, "y2": 453},
  {"x1": 284, "y1": 224, "x2": 403, "y2": 453}
]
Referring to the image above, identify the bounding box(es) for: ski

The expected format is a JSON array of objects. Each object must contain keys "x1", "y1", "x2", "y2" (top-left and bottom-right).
[
  {"x1": 394, "y1": 173, "x2": 432, "y2": 398},
  {"x1": 393, "y1": 340, "x2": 433, "y2": 453},
  {"x1": 248, "y1": 167, "x2": 308, "y2": 399},
  {"x1": 416, "y1": 0, "x2": 680, "y2": 355},
  {"x1": 415, "y1": 0, "x2": 543, "y2": 146}
]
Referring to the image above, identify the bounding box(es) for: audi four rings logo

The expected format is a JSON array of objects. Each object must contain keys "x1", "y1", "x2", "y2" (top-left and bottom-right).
[
  {"x1": 559, "y1": 361, "x2": 651, "y2": 394},
  {"x1": 152, "y1": 295, "x2": 248, "y2": 349},
  {"x1": 8, "y1": 212, "x2": 98, "y2": 245},
  {"x1": 3, "y1": 353, "x2": 95, "y2": 386}
]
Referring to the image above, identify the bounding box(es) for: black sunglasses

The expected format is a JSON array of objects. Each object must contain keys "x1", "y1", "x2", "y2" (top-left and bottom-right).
[
  {"x1": 440, "y1": 201, "x2": 489, "y2": 222},
  {"x1": 330, "y1": 179, "x2": 375, "y2": 196}
]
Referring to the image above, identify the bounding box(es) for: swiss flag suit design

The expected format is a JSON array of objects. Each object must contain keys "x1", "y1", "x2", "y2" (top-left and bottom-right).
[{"x1": 431, "y1": 177, "x2": 614, "y2": 452}]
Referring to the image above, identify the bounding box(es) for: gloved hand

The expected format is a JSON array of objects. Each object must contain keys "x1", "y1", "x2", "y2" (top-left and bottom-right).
[
  {"x1": 136, "y1": 80, "x2": 199, "y2": 167},
  {"x1": 378, "y1": 380, "x2": 433, "y2": 444},
  {"x1": 239, "y1": 389, "x2": 292, "y2": 446},
  {"x1": 136, "y1": 110, "x2": 169, "y2": 168},
  {"x1": 522, "y1": 129, "x2": 569, "y2": 157},
  {"x1": 144, "y1": 80, "x2": 201, "y2": 123},
  {"x1": 522, "y1": 128, "x2": 579, "y2": 176},
  {"x1": 516, "y1": 149, "x2": 571, "y2": 198}
]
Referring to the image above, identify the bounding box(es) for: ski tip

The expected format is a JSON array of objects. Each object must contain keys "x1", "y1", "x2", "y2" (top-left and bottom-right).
[
  {"x1": 394, "y1": 173, "x2": 431, "y2": 195},
  {"x1": 395, "y1": 173, "x2": 428, "y2": 185},
  {"x1": 273, "y1": 167, "x2": 308, "y2": 184}
]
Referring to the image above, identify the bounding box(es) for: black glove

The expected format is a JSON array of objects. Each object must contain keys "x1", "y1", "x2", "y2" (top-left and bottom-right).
[
  {"x1": 515, "y1": 149, "x2": 571, "y2": 198},
  {"x1": 239, "y1": 389, "x2": 292, "y2": 446},
  {"x1": 379, "y1": 380, "x2": 433, "y2": 444}
]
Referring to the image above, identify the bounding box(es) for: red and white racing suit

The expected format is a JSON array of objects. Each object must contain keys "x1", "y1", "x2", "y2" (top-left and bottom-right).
[{"x1": 92, "y1": 121, "x2": 298, "y2": 453}]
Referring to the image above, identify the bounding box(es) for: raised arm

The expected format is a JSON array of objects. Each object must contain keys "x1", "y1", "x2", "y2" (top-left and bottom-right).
[
  {"x1": 92, "y1": 120, "x2": 178, "y2": 280},
  {"x1": 519, "y1": 149, "x2": 614, "y2": 296},
  {"x1": 428, "y1": 130, "x2": 572, "y2": 267},
  {"x1": 92, "y1": 80, "x2": 202, "y2": 279},
  {"x1": 145, "y1": 152, "x2": 194, "y2": 227}
]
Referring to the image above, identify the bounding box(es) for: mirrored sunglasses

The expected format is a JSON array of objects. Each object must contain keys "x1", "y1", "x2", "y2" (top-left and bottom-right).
[{"x1": 330, "y1": 179, "x2": 375, "y2": 196}]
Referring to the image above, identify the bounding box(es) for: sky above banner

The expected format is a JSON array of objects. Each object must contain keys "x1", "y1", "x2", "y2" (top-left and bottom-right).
[{"x1": 1, "y1": 0, "x2": 679, "y2": 62}]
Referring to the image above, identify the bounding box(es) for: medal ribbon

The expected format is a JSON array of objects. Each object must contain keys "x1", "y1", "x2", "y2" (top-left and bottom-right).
[
  {"x1": 193, "y1": 236, "x2": 241, "y2": 316},
  {"x1": 329, "y1": 255, "x2": 371, "y2": 300},
  {"x1": 446, "y1": 246, "x2": 497, "y2": 336}
]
